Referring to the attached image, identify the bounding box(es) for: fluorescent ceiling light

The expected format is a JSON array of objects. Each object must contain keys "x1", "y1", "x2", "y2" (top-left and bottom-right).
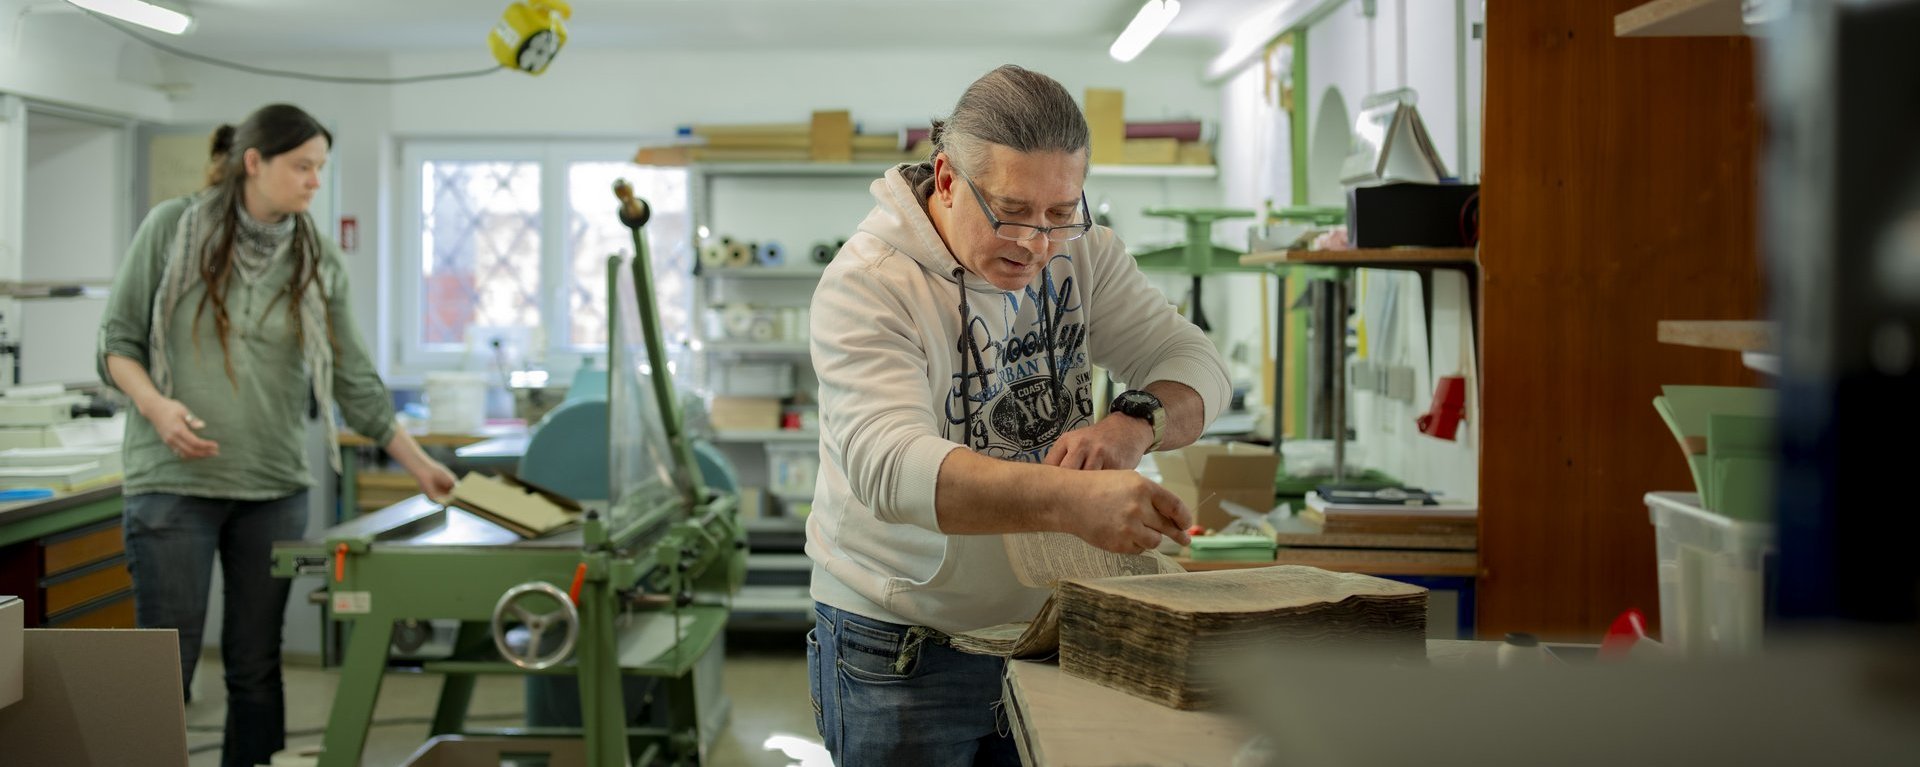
[
  {"x1": 66, "y1": 0, "x2": 193, "y2": 35},
  {"x1": 1109, "y1": 0, "x2": 1180, "y2": 63}
]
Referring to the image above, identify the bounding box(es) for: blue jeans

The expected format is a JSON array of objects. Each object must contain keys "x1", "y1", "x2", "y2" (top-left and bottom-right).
[
  {"x1": 808, "y1": 602, "x2": 1021, "y2": 767},
  {"x1": 123, "y1": 491, "x2": 309, "y2": 767}
]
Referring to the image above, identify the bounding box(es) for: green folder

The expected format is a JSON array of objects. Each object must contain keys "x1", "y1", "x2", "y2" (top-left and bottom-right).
[
  {"x1": 1652, "y1": 386, "x2": 1775, "y2": 508},
  {"x1": 1708, "y1": 414, "x2": 1774, "y2": 523},
  {"x1": 1189, "y1": 534, "x2": 1277, "y2": 563}
]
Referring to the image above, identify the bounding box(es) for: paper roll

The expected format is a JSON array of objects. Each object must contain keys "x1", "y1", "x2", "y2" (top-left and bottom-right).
[
  {"x1": 810, "y1": 241, "x2": 834, "y2": 264},
  {"x1": 755, "y1": 241, "x2": 786, "y2": 267},
  {"x1": 722, "y1": 304, "x2": 755, "y2": 339},
  {"x1": 725, "y1": 242, "x2": 755, "y2": 268},
  {"x1": 699, "y1": 242, "x2": 728, "y2": 269},
  {"x1": 747, "y1": 317, "x2": 776, "y2": 342}
]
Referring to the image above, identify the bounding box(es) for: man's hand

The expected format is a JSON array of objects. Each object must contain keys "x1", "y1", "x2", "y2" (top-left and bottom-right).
[
  {"x1": 142, "y1": 398, "x2": 219, "y2": 460},
  {"x1": 1055, "y1": 470, "x2": 1192, "y2": 554},
  {"x1": 1042, "y1": 415, "x2": 1153, "y2": 471}
]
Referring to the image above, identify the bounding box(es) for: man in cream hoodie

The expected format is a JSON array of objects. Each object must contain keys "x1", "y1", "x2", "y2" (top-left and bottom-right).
[{"x1": 806, "y1": 65, "x2": 1231, "y2": 766}]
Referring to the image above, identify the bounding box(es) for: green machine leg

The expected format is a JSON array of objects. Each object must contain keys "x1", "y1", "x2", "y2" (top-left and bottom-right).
[
  {"x1": 430, "y1": 623, "x2": 494, "y2": 736},
  {"x1": 576, "y1": 566, "x2": 630, "y2": 766},
  {"x1": 317, "y1": 616, "x2": 395, "y2": 767}
]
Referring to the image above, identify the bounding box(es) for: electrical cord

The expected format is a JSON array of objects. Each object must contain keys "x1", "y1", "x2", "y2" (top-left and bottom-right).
[{"x1": 84, "y1": 11, "x2": 504, "y2": 85}]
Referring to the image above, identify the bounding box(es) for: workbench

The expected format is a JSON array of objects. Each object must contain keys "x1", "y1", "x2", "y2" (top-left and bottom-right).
[
  {"x1": 1003, "y1": 640, "x2": 1497, "y2": 767},
  {"x1": 0, "y1": 484, "x2": 131, "y2": 628}
]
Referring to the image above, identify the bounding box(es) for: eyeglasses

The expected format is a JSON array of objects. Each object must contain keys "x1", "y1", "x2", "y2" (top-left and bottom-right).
[{"x1": 954, "y1": 167, "x2": 1092, "y2": 243}]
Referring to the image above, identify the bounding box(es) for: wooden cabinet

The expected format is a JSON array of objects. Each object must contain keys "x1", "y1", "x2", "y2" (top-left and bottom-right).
[
  {"x1": 0, "y1": 488, "x2": 134, "y2": 628},
  {"x1": 1476, "y1": 0, "x2": 1763, "y2": 639}
]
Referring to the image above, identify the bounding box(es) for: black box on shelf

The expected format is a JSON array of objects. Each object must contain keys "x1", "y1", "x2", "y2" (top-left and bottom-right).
[{"x1": 1346, "y1": 182, "x2": 1480, "y2": 248}]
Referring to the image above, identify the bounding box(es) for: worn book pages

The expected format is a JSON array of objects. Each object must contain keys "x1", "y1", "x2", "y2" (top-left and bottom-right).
[
  {"x1": 1057, "y1": 567, "x2": 1428, "y2": 709},
  {"x1": 950, "y1": 533, "x2": 1181, "y2": 659}
]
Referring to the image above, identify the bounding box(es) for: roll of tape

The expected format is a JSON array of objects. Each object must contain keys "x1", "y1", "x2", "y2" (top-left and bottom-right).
[
  {"x1": 722, "y1": 304, "x2": 755, "y2": 339},
  {"x1": 755, "y1": 241, "x2": 786, "y2": 267},
  {"x1": 810, "y1": 241, "x2": 834, "y2": 264},
  {"x1": 725, "y1": 242, "x2": 755, "y2": 268},
  {"x1": 699, "y1": 242, "x2": 728, "y2": 269},
  {"x1": 747, "y1": 317, "x2": 776, "y2": 342}
]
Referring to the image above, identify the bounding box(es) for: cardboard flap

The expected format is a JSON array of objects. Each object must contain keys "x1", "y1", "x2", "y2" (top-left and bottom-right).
[{"x1": 450, "y1": 472, "x2": 581, "y2": 538}]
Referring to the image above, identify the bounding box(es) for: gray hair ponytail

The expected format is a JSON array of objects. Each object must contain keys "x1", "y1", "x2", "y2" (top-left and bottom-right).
[{"x1": 930, "y1": 65, "x2": 1090, "y2": 178}]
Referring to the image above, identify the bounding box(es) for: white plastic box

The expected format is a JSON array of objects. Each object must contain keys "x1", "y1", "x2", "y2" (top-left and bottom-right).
[{"x1": 1645, "y1": 492, "x2": 1774, "y2": 656}]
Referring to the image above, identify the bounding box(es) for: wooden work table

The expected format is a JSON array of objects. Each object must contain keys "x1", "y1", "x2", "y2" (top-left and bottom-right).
[{"x1": 1003, "y1": 640, "x2": 1498, "y2": 767}]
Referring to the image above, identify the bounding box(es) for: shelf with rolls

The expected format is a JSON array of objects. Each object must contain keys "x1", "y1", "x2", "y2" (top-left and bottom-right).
[{"x1": 687, "y1": 162, "x2": 851, "y2": 605}]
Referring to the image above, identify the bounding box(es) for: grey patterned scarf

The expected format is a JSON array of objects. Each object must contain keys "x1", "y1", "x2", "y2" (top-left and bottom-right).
[{"x1": 148, "y1": 190, "x2": 342, "y2": 472}]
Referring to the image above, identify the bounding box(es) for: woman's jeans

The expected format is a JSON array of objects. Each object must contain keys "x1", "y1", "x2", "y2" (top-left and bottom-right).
[{"x1": 123, "y1": 491, "x2": 309, "y2": 767}]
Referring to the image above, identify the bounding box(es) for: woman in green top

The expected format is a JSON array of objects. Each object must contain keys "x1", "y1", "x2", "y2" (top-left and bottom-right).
[{"x1": 97, "y1": 104, "x2": 455, "y2": 767}]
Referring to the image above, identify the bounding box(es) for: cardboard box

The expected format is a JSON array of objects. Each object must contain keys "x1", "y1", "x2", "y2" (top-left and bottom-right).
[
  {"x1": 0, "y1": 597, "x2": 19, "y2": 710},
  {"x1": 809, "y1": 110, "x2": 854, "y2": 163},
  {"x1": 1121, "y1": 138, "x2": 1179, "y2": 164},
  {"x1": 1155, "y1": 444, "x2": 1281, "y2": 532},
  {"x1": 450, "y1": 472, "x2": 582, "y2": 538},
  {"x1": 709, "y1": 396, "x2": 782, "y2": 432},
  {"x1": 0, "y1": 628, "x2": 189, "y2": 765},
  {"x1": 1085, "y1": 88, "x2": 1125, "y2": 165}
]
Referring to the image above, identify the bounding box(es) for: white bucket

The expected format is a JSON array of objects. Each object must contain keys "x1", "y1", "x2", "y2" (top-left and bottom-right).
[{"x1": 425, "y1": 372, "x2": 487, "y2": 434}]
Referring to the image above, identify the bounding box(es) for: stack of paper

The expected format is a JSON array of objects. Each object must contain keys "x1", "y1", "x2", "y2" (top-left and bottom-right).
[
  {"x1": 1652, "y1": 386, "x2": 1774, "y2": 522},
  {"x1": 1055, "y1": 567, "x2": 1427, "y2": 710},
  {"x1": 1301, "y1": 491, "x2": 1477, "y2": 536}
]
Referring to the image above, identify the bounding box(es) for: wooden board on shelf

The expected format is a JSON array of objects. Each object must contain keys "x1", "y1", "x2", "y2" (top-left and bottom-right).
[
  {"x1": 1240, "y1": 248, "x2": 1476, "y2": 268},
  {"x1": 1615, "y1": 0, "x2": 1745, "y2": 37},
  {"x1": 1174, "y1": 549, "x2": 1478, "y2": 577},
  {"x1": 1656, "y1": 320, "x2": 1773, "y2": 352}
]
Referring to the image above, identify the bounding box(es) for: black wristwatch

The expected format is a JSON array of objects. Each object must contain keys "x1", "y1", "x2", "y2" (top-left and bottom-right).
[{"x1": 1109, "y1": 389, "x2": 1166, "y2": 452}]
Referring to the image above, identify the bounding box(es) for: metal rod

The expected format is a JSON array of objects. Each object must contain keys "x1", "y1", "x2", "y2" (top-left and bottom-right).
[{"x1": 1332, "y1": 271, "x2": 1348, "y2": 483}]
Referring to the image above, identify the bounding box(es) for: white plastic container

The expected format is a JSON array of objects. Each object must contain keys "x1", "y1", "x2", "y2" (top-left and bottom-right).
[
  {"x1": 1645, "y1": 491, "x2": 1774, "y2": 656},
  {"x1": 424, "y1": 372, "x2": 488, "y2": 435},
  {"x1": 714, "y1": 362, "x2": 794, "y2": 398}
]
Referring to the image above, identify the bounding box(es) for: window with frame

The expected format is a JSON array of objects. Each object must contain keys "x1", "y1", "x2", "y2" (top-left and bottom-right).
[{"x1": 399, "y1": 141, "x2": 692, "y2": 379}]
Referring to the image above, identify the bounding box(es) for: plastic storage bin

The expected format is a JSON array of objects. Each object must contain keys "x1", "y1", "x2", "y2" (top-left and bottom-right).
[{"x1": 1645, "y1": 491, "x2": 1774, "y2": 656}]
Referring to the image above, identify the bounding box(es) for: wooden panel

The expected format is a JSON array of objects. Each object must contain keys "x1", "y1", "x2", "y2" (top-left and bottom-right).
[
  {"x1": 1614, "y1": 0, "x2": 1744, "y2": 37},
  {"x1": 42, "y1": 523, "x2": 124, "y2": 575},
  {"x1": 1657, "y1": 320, "x2": 1773, "y2": 351},
  {"x1": 1479, "y1": 0, "x2": 1762, "y2": 640},
  {"x1": 42, "y1": 562, "x2": 132, "y2": 615},
  {"x1": 47, "y1": 591, "x2": 135, "y2": 628},
  {"x1": 1240, "y1": 248, "x2": 1478, "y2": 267}
]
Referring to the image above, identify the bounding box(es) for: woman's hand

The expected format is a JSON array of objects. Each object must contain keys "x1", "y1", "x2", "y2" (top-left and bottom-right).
[
  {"x1": 412, "y1": 460, "x2": 457, "y2": 503},
  {"x1": 142, "y1": 398, "x2": 219, "y2": 460}
]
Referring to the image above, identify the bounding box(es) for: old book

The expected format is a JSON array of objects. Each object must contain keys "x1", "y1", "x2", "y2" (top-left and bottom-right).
[{"x1": 1057, "y1": 567, "x2": 1427, "y2": 710}]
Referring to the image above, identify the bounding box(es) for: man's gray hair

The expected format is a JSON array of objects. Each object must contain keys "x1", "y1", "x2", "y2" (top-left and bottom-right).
[{"x1": 931, "y1": 65, "x2": 1090, "y2": 178}]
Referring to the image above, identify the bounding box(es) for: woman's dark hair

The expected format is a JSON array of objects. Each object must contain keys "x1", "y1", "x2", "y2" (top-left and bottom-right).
[{"x1": 195, "y1": 104, "x2": 336, "y2": 386}]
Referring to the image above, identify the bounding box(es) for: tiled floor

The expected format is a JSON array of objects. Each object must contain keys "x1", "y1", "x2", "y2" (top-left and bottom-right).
[{"x1": 186, "y1": 630, "x2": 823, "y2": 767}]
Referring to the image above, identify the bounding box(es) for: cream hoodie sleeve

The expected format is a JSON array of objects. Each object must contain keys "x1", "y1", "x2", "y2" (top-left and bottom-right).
[
  {"x1": 1080, "y1": 227, "x2": 1233, "y2": 423},
  {"x1": 811, "y1": 252, "x2": 963, "y2": 533}
]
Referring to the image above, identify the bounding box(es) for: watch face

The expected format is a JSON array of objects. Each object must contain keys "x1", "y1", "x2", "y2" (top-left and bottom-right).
[{"x1": 1114, "y1": 390, "x2": 1159, "y2": 416}]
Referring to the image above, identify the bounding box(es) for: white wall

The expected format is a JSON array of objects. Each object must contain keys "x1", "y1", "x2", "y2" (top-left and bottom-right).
[
  {"x1": 0, "y1": 4, "x2": 173, "y2": 122},
  {"x1": 1213, "y1": 0, "x2": 1482, "y2": 500},
  {"x1": 155, "y1": 42, "x2": 1226, "y2": 380},
  {"x1": 18, "y1": 112, "x2": 127, "y2": 386}
]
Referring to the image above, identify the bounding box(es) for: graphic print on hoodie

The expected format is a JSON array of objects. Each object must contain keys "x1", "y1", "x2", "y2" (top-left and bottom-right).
[{"x1": 948, "y1": 253, "x2": 1095, "y2": 463}]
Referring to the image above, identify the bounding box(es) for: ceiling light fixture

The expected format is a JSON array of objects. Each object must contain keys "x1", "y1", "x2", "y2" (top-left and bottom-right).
[
  {"x1": 1109, "y1": 0, "x2": 1180, "y2": 63},
  {"x1": 65, "y1": 0, "x2": 193, "y2": 36}
]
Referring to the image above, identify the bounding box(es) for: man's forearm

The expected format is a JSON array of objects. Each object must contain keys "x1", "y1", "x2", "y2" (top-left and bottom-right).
[
  {"x1": 1144, "y1": 380, "x2": 1206, "y2": 451},
  {"x1": 933, "y1": 448, "x2": 1065, "y2": 535}
]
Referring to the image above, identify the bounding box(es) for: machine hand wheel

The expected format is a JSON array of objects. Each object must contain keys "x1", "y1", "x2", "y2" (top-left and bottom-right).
[{"x1": 490, "y1": 581, "x2": 580, "y2": 670}]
